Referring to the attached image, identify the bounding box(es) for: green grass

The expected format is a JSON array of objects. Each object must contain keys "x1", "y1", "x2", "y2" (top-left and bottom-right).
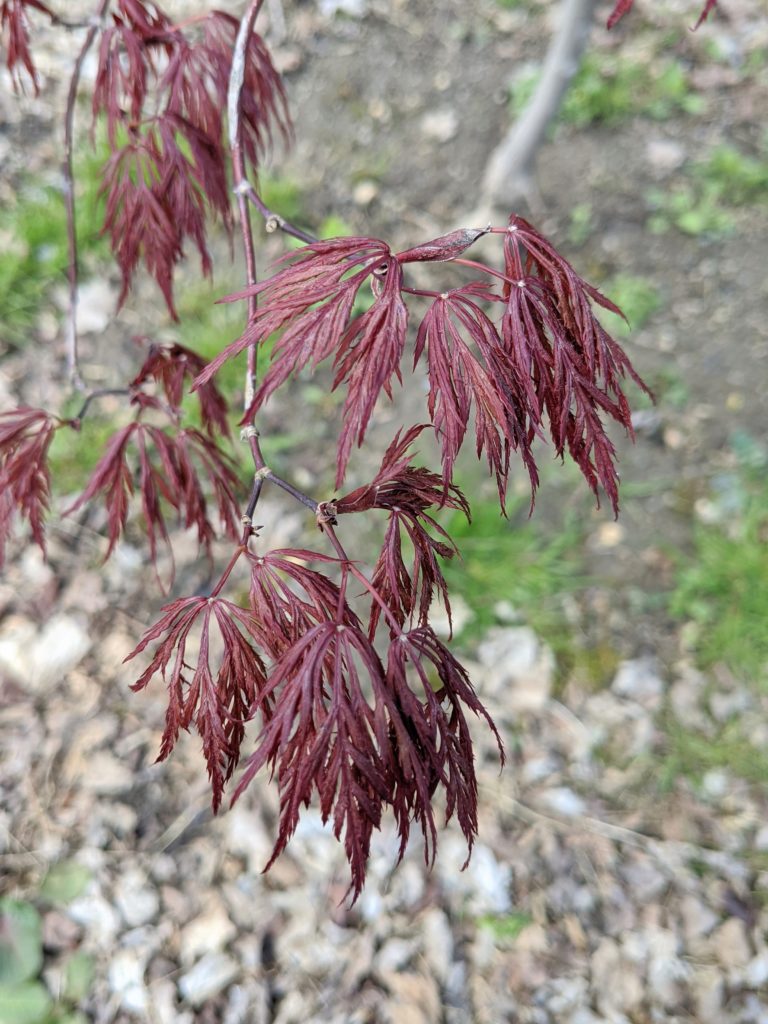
[
  {"x1": 646, "y1": 142, "x2": 768, "y2": 237},
  {"x1": 599, "y1": 274, "x2": 662, "y2": 338},
  {"x1": 669, "y1": 446, "x2": 768, "y2": 688},
  {"x1": 657, "y1": 720, "x2": 768, "y2": 791},
  {"x1": 0, "y1": 149, "x2": 108, "y2": 345},
  {"x1": 443, "y1": 492, "x2": 584, "y2": 646},
  {"x1": 509, "y1": 53, "x2": 705, "y2": 127}
]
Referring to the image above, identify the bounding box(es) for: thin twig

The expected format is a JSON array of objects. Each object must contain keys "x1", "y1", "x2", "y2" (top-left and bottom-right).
[
  {"x1": 70, "y1": 387, "x2": 131, "y2": 425},
  {"x1": 228, "y1": 0, "x2": 265, "y2": 413},
  {"x1": 62, "y1": 0, "x2": 112, "y2": 390},
  {"x1": 241, "y1": 182, "x2": 317, "y2": 244}
]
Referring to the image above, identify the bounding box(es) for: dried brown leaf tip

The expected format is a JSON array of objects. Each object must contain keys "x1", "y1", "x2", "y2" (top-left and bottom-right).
[{"x1": 0, "y1": 406, "x2": 57, "y2": 567}]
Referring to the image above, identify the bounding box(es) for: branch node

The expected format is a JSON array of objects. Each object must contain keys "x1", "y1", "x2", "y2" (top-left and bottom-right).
[
  {"x1": 233, "y1": 179, "x2": 251, "y2": 196},
  {"x1": 265, "y1": 215, "x2": 281, "y2": 233},
  {"x1": 240, "y1": 426, "x2": 260, "y2": 441},
  {"x1": 254, "y1": 466, "x2": 271, "y2": 481}
]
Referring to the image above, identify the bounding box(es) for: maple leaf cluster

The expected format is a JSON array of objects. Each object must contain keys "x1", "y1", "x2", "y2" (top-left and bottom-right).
[
  {"x1": 0, "y1": 0, "x2": 720, "y2": 897},
  {"x1": 93, "y1": 0, "x2": 289, "y2": 316}
]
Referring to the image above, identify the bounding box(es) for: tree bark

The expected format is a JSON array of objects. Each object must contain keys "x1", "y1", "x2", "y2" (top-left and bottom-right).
[{"x1": 480, "y1": 0, "x2": 598, "y2": 212}]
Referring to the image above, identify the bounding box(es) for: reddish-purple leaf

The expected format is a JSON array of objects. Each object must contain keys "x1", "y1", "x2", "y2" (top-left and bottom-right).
[
  {"x1": 336, "y1": 427, "x2": 469, "y2": 636},
  {"x1": 385, "y1": 627, "x2": 504, "y2": 867},
  {"x1": 500, "y1": 215, "x2": 650, "y2": 513},
  {"x1": 233, "y1": 617, "x2": 391, "y2": 900},
  {"x1": 131, "y1": 340, "x2": 231, "y2": 437},
  {"x1": 415, "y1": 283, "x2": 538, "y2": 505},
  {"x1": 194, "y1": 237, "x2": 392, "y2": 394},
  {"x1": 248, "y1": 548, "x2": 357, "y2": 659},
  {"x1": 0, "y1": 0, "x2": 53, "y2": 93},
  {"x1": 0, "y1": 406, "x2": 57, "y2": 566},
  {"x1": 66, "y1": 416, "x2": 242, "y2": 574},
  {"x1": 127, "y1": 594, "x2": 269, "y2": 812}
]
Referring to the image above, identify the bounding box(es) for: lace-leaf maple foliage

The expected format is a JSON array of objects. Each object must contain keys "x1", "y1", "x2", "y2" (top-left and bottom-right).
[{"x1": 0, "y1": 0, "x2": 716, "y2": 898}]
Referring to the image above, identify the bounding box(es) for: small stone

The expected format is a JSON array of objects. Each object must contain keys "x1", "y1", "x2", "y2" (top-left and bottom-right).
[
  {"x1": 79, "y1": 751, "x2": 134, "y2": 795},
  {"x1": 591, "y1": 938, "x2": 643, "y2": 1015},
  {"x1": 0, "y1": 614, "x2": 90, "y2": 693},
  {"x1": 76, "y1": 278, "x2": 117, "y2": 334},
  {"x1": 421, "y1": 909, "x2": 453, "y2": 983},
  {"x1": 646, "y1": 138, "x2": 686, "y2": 172},
  {"x1": 594, "y1": 521, "x2": 625, "y2": 548},
  {"x1": 114, "y1": 869, "x2": 160, "y2": 928},
  {"x1": 743, "y1": 951, "x2": 768, "y2": 988},
  {"x1": 611, "y1": 658, "x2": 664, "y2": 706},
  {"x1": 108, "y1": 950, "x2": 148, "y2": 1014},
  {"x1": 41, "y1": 910, "x2": 82, "y2": 953},
  {"x1": 180, "y1": 902, "x2": 237, "y2": 965},
  {"x1": 179, "y1": 952, "x2": 240, "y2": 1007},
  {"x1": 319, "y1": 0, "x2": 366, "y2": 16},
  {"x1": 375, "y1": 937, "x2": 419, "y2": 974},
  {"x1": 67, "y1": 894, "x2": 120, "y2": 944},
  {"x1": 353, "y1": 180, "x2": 379, "y2": 206},
  {"x1": 680, "y1": 895, "x2": 719, "y2": 942},
  {"x1": 420, "y1": 108, "x2": 458, "y2": 143},
  {"x1": 540, "y1": 787, "x2": 586, "y2": 817},
  {"x1": 477, "y1": 626, "x2": 554, "y2": 711},
  {"x1": 710, "y1": 917, "x2": 752, "y2": 970},
  {"x1": 701, "y1": 769, "x2": 730, "y2": 801},
  {"x1": 692, "y1": 966, "x2": 725, "y2": 1022}
]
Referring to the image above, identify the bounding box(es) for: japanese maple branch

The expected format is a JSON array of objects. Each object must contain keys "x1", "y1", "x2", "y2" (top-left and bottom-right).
[
  {"x1": 62, "y1": 0, "x2": 111, "y2": 390},
  {"x1": 70, "y1": 387, "x2": 131, "y2": 425},
  {"x1": 242, "y1": 185, "x2": 317, "y2": 245},
  {"x1": 228, "y1": 0, "x2": 265, "y2": 413}
]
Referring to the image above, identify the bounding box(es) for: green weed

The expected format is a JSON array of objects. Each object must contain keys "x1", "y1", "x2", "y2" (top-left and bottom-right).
[
  {"x1": 646, "y1": 182, "x2": 734, "y2": 237},
  {"x1": 0, "y1": 862, "x2": 96, "y2": 1024},
  {"x1": 600, "y1": 274, "x2": 661, "y2": 338},
  {"x1": 0, "y1": 150, "x2": 108, "y2": 346},
  {"x1": 658, "y1": 720, "x2": 768, "y2": 791},
  {"x1": 443, "y1": 492, "x2": 584, "y2": 645},
  {"x1": 669, "y1": 445, "x2": 768, "y2": 688},
  {"x1": 509, "y1": 53, "x2": 704, "y2": 132}
]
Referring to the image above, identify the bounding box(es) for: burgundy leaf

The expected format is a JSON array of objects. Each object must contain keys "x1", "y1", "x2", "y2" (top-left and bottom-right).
[
  {"x1": 66, "y1": 418, "x2": 242, "y2": 573},
  {"x1": 193, "y1": 237, "x2": 392, "y2": 395},
  {"x1": 0, "y1": 406, "x2": 57, "y2": 567},
  {"x1": 248, "y1": 548, "x2": 359, "y2": 659},
  {"x1": 500, "y1": 215, "x2": 650, "y2": 513},
  {"x1": 127, "y1": 595, "x2": 268, "y2": 811},
  {"x1": 336, "y1": 427, "x2": 469, "y2": 636},
  {"x1": 131, "y1": 341, "x2": 231, "y2": 437},
  {"x1": 332, "y1": 258, "x2": 408, "y2": 484},
  {"x1": 233, "y1": 618, "x2": 391, "y2": 900},
  {"x1": 415, "y1": 283, "x2": 538, "y2": 505},
  {"x1": 66, "y1": 421, "x2": 137, "y2": 562},
  {"x1": 385, "y1": 627, "x2": 504, "y2": 867},
  {"x1": 0, "y1": 0, "x2": 52, "y2": 93}
]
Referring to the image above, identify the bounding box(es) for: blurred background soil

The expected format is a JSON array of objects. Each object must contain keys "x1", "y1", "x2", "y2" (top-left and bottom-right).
[{"x1": 2, "y1": 1, "x2": 768, "y2": 1021}]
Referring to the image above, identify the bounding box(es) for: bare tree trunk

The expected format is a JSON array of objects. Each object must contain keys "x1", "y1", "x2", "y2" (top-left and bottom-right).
[{"x1": 479, "y1": 0, "x2": 598, "y2": 214}]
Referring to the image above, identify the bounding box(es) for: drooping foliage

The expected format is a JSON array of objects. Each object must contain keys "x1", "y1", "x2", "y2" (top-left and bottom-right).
[{"x1": 0, "y1": 0, "x2": 713, "y2": 898}]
